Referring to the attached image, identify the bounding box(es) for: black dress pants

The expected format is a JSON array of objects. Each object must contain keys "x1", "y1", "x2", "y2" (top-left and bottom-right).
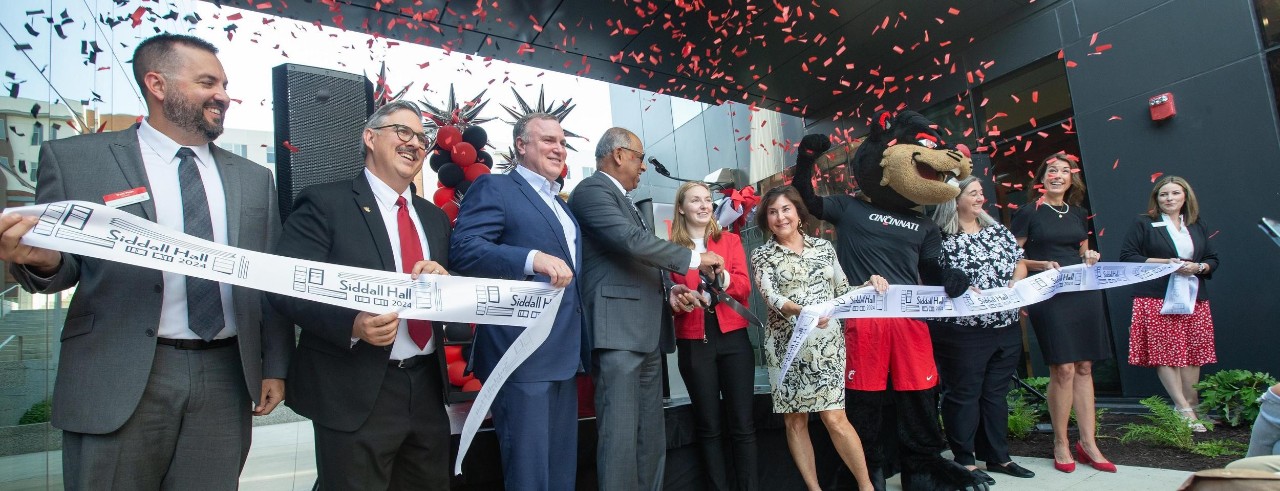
[
  {"x1": 676, "y1": 313, "x2": 758, "y2": 491},
  {"x1": 929, "y1": 321, "x2": 1023, "y2": 466}
]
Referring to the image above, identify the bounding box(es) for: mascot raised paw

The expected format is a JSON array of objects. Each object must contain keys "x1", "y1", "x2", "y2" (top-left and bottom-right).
[{"x1": 793, "y1": 110, "x2": 986, "y2": 491}]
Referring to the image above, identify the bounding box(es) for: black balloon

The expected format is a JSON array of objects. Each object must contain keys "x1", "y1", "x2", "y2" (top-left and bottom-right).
[
  {"x1": 455, "y1": 179, "x2": 472, "y2": 196},
  {"x1": 462, "y1": 125, "x2": 488, "y2": 149},
  {"x1": 428, "y1": 152, "x2": 451, "y2": 172},
  {"x1": 475, "y1": 150, "x2": 494, "y2": 168},
  {"x1": 438, "y1": 163, "x2": 465, "y2": 188}
]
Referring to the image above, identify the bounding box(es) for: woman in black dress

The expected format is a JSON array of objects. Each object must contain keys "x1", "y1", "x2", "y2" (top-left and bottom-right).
[{"x1": 1010, "y1": 153, "x2": 1116, "y2": 474}]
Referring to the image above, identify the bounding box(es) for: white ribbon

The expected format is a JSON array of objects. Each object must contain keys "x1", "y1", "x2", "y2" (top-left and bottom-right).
[
  {"x1": 1161, "y1": 262, "x2": 1198, "y2": 315},
  {"x1": 3, "y1": 200, "x2": 554, "y2": 476},
  {"x1": 775, "y1": 262, "x2": 1180, "y2": 386}
]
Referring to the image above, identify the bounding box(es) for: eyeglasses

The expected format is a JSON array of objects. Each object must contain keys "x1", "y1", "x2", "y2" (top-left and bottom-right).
[
  {"x1": 371, "y1": 124, "x2": 428, "y2": 147},
  {"x1": 619, "y1": 146, "x2": 645, "y2": 162}
]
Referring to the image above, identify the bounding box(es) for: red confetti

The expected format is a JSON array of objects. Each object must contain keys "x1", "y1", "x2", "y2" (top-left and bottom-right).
[
  {"x1": 1150, "y1": 172, "x2": 1163, "y2": 182},
  {"x1": 1112, "y1": 159, "x2": 1119, "y2": 169},
  {"x1": 282, "y1": 140, "x2": 300, "y2": 153},
  {"x1": 227, "y1": 13, "x2": 243, "y2": 21},
  {"x1": 948, "y1": 7, "x2": 960, "y2": 15},
  {"x1": 1108, "y1": 115, "x2": 1123, "y2": 121}
]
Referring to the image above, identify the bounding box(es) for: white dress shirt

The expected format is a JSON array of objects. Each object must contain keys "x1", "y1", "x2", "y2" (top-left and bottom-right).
[
  {"x1": 138, "y1": 119, "x2": 237, "y2": 340},
  {"x1": 363, "y1": 168, "x2": 435, "y2": 359},
  {"x1": 1163, "y1": 213, "x2": 1195, "y2": 259},
  {"x1": 516, "y1": 165, "x2": 578, "y2": 274}
]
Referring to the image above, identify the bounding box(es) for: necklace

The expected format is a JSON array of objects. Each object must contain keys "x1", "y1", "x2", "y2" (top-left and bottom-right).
[{"x1": 1044, "y1": 201, "x2": 1069, "y2": 218}]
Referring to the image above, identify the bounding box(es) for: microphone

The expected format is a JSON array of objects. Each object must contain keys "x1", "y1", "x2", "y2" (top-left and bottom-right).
[{"x1": 648, "y1": 157, "x2": 672, "y2": 177}]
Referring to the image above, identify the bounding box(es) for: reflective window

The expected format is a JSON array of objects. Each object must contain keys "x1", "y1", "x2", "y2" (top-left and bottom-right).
[{"x1": 1256, "y1": 0, "x2": 1280, "y2": 48}]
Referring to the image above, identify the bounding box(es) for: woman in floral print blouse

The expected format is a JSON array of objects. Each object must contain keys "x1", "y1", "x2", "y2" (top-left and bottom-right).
[{"x1": 928, "y1": 176, "x2": 1034, "y2": 483}]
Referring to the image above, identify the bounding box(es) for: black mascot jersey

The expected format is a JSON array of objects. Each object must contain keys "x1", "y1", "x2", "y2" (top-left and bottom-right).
[{"x1": 821, "y1": 195, "x2": 942, "y2": 286}]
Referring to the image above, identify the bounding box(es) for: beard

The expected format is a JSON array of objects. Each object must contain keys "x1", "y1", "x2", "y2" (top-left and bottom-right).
[{"x1": 163, "y1": 88, "x2": 225, "y2": 141}]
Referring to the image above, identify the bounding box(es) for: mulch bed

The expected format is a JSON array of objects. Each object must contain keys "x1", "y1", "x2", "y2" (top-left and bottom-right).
[{"x1": 1005, "y1": 412, "x2": 1253, "y2": 472}]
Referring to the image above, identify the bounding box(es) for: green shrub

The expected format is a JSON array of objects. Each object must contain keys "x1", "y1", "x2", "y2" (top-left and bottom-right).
[
  {"x1": 1006, "y1": 377, "x2": 1049, "y2": 437},
  {"x1": 1120, "y1": 396, "x2": 1245, "y2": 458},
  {"x1": 1007, "y1": 396, "x2": 1038, "y2": 439},
  {"x1": 1195, "y1": 369, "x2": 1277, "y2": 427},
  {"x1": 17, "y1": 399, "x2": 51, "y2": 425}
]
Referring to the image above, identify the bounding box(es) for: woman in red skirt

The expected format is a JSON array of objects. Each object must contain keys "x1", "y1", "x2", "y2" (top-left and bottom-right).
[{"x1": 1120, "y1": 176, "x2": 1219, "y2": 432}]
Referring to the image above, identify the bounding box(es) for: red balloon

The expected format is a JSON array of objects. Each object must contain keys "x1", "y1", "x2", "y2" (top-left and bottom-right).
[
  {"x1": 448, "y1": 361, "x2": 467, "y2": 386},
  {"x1": 442, "y1": 201, "x2": 459, "y2": 222},
  {"x1": 451, "y1": 142, "x2": 477, "y2": 166},
  {"x1": 436, "y1": 126, "x2": 462, "y2": 150},
  {"x1": 445, "y1": 345, "x2": 462, "y2": 364},
  {"x1": 432, "y1": 187, "x2": 455, "y2": 208},
  {"x1": 464, "y1": 163, "x2": 490, "y2": 182},
  {"x1": 560, "y1": 164, "x2": 569, "y2": 179},
  {"x1": 462, "y1": 379, "x2": 482, "y2": 391}
]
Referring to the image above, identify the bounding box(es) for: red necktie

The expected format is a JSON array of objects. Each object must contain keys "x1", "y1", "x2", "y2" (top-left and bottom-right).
[{"x1": 396, "y1": 196, "x2": 433, "y2": 349}]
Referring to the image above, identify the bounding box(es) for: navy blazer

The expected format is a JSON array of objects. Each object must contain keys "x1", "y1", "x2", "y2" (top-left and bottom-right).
[
  {"x1": 450, "y1": 170, "x2": 587, "y2": 382},
  {"x1": 1118, "y1": 214, "x2": 1219, "y2": 300}
]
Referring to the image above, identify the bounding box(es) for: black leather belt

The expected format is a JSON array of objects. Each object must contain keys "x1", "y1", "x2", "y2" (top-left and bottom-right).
[
  {"x1": 389, "y1": 353, "x2": 434, "y2": 369},
  {"x1": 157, "y1": 336, "x2": 237, "y2": 350}
]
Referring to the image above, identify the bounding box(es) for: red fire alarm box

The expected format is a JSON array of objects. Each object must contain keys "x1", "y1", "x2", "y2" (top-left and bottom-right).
[{"x1": 1149, "y1": 93, "x2": 1175, "y2": 121}]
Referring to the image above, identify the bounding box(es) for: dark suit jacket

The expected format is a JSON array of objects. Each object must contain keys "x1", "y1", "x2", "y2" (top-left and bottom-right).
[
  {"x1": 269, "y1": 172, "x2": 451, "y2": 432},
  {"x1": 568, "y1": 171, "x2": 692, "y2": 354},
  {"x1": 9, "y1": 125, "x2": 292, "y2": 434},
  {"x1": 449, "y1": 170, "x2": 587, "y2": 382},
  {"x1": 1119, "y1": 214, "x2": 1219, "y2": 300}
]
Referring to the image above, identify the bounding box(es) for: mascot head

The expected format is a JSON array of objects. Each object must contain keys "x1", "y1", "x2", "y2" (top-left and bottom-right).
[{"x1": 840, "y1": 110, "x2": 973, "y2": 211}]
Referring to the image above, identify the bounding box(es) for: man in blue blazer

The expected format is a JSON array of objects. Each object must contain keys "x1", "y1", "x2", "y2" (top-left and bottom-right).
[{"x1": 450, "y1": 113, "x2": 587, "y2": 490}]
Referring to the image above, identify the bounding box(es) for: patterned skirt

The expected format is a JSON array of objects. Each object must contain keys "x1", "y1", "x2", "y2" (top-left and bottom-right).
[
  {"x1": 1128, "y1": 297, "x2": 1217, "y2": 367},
  {"x1": 764, "y1": 319, "x2": 846, "y2": 413}
]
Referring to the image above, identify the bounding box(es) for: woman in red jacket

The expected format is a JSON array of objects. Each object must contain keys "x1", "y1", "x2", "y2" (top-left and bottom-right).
[{"x1": 669, "y1": 181, "x2": 758, "y2": 490}]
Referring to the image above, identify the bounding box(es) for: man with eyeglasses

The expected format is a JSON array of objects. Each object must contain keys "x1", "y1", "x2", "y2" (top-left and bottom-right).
[
  {"x1": 269, "y1": 100, "x2": 453, "y2": 489},
  {"x1": 570, "y1": 127, "x2": 724, "y2": 490}
]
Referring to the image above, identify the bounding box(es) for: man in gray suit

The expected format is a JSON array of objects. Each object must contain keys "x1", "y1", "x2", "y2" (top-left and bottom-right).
[
  {"x1": 569, "y1": 127, "x2": 723, "y2": 490},
  {"x1": 0, "y1": 34, "x2": 291, "y2": 489}
]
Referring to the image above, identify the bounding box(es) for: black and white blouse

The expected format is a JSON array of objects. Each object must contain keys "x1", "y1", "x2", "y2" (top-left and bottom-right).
[{"x1": 938, "y1": 223, "x2": 1024, "y2": 328}]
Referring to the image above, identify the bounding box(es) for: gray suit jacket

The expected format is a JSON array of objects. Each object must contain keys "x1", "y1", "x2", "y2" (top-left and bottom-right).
[
  {"x1": 568, "y1": 171, "x2": 692, "y2": 354},
  {"x1": 8, "y1": 125, "x2": 292, "y2": 435}
]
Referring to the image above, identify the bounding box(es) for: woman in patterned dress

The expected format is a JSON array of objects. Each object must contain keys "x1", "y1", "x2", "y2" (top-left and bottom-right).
[
  {"x1": 750, "y1": 186, "x2": 879, "y2": 491},
  {"x1": 929, "y1": 176, "x2": 1034, "y2": 483},
  {"x1": 1120, "y1": 176, "x2": 1219, "y2": 432}
]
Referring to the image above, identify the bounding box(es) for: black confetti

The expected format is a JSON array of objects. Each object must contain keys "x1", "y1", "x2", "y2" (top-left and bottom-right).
[
  {"x1": 4, "y1": 72, "x2": 14, "y2": 79},
  {"x1": 7, "y1": 83, "x2": 19, "y2": 99},
  {"x1": 24, "y1": 23, "x2": 39, "y2": 36},
  {"x1": 54, "y1": 24, "x2": 66, "y2": 39},
  {"x1": 14, "y1": 44, "x2": 32, "y2": 51},
  {"x1": 91, "y1": 91, "x2": 103, "y2": 103},
  {"x1": 160, "y1": 10, "x2": 178, "y2": 21},
  {"x1": 10, "y1": 126, "x2": 25, "y2": 137},
  {"x1": 60, "y1": 9, "x2": 69, "y2": 19},
  {"x1": 30, "y1": 103, "x2": 41, "y2": 119},
  {"x1": 25, "y1": 9, "x2": 45, "y2": 15}
]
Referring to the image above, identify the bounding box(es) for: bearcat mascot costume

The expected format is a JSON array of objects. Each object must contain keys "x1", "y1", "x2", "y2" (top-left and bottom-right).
[{"x1": 793, "y1": 110, "x2": 986, "y2": 491}]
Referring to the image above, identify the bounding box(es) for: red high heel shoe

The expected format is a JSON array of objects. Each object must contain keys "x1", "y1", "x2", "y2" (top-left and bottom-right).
[
  {"x1": 1075, "y1": 442, "x2": 1117, "y2": 472},
  {"x1": 1054, "y1": 444, "x2": 1075, "y2": 473}
]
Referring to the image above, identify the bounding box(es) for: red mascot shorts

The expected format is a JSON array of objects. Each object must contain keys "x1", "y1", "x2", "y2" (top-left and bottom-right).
[{"x1": 844, "y1": 317, "x2": 938, "y2": 391}]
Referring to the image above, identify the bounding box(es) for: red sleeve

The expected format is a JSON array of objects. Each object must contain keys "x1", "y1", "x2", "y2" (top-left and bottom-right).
[{"x1": 716, "y1": 233, "x2": 752, "y2": 306}]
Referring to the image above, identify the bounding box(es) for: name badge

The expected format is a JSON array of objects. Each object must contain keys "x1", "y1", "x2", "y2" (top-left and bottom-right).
[
  {"x1": 1151, "y1": 222, "x2": 1168, "y2": 228},
  {"x1": 103, "y1": 187, "x2": 150, "y2": 208}
]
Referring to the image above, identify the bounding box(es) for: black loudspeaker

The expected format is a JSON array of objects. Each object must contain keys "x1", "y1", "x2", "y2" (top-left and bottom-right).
[{"x1": 273, "y1": 64, "x2": 374, "y2": 221}]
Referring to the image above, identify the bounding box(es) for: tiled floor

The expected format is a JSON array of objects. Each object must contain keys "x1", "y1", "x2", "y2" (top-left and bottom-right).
[{"x1": 0, "y1": 419, "x2": 1195, "y2": 490}]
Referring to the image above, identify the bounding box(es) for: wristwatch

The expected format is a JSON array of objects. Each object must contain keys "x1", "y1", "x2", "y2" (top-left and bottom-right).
[{"x1": 1196, "y1": 263, "x2": 1207, "y2": 274}]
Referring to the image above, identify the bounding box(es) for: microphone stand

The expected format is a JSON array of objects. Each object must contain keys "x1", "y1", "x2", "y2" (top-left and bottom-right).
[{"x1": 648, "y1": 158, "x2": 732, "y2": 193}]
